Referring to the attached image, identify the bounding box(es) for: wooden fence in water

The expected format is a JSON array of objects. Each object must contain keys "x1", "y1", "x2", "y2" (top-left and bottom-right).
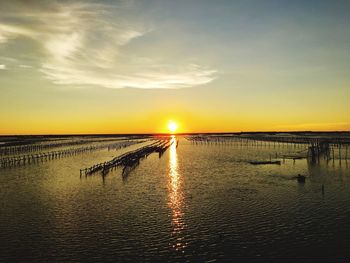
[
  {"x1": 0, "y1": 140, "x2": 142, "y2": 169},
  {"x1": 0, "y1": 138, "x2": 127, "y2": 156},
  {"x1": 186, "y1": 135, "x2": 349, "y2": 162}
]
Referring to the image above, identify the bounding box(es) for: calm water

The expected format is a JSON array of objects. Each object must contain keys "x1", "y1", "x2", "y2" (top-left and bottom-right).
[{"x1": 1, "y1": 137, "x2": 350, "y2": 262}]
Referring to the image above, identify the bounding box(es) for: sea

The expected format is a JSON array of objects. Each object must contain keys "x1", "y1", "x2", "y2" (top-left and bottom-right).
[{"x1": 1, "y1": 135, "x2": 350, "y2": 262}]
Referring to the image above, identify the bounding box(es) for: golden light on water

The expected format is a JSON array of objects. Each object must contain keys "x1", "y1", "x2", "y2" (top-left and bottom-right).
[{"x1": 168, "y1": 135, "x2": 186, "y2": 251}]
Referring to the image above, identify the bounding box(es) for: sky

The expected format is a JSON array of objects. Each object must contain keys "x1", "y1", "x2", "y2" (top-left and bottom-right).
[{"x1": 0, "y1": 0, "x2": 350, "y2": 134}]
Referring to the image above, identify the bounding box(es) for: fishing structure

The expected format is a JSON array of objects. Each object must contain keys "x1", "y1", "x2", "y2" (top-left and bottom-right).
[
  {"x1": 186, "y1": 134, "x2": 349, "y2": 163},
  {"x1": 0, "y1": 140, "x2": 141, "y2": 168},
  {"x1": 0, "y1": 137, "x2": 138, "y2": 156},
  {"x1": 80, "y1": 139, "x2": 174, "y2": 177}
]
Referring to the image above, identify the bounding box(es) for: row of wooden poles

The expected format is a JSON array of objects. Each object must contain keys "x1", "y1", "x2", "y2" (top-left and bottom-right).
[
  {"x1": 308, "y1": 142, "x2": 349, "y2": 163},
  {"x1": 186, "y1": 136, "x2": 349, "y2": 161},
  {"x1": 0, "y1": 140, "x2": 140, "y2": 169},
  {"x1": 186, "y1": 136, "x2": 310, "y2": 149},
  {"x1": 80, "y1": 139, "x2": 174, "y2": 177},
  {"x1": 187, "y1": 135, "x2": 350, "y2": 145},
  {"x1": 0, "y1": 138, "x2": 124, "y2": 156}
]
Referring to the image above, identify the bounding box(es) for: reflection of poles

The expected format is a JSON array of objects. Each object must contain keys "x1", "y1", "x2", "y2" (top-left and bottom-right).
[
  {"x1": 322, "y1": 184, "x2": 325, "y2": 197},
  {"x1": 308, "y1": 144, "x2": 316, "y2": 164},
  {"x1": 102, "y1": 173, "x2": 105, "y2": 185},
  {"x1": 307, "y1": 142, "x2": 331, "y2": 165}
]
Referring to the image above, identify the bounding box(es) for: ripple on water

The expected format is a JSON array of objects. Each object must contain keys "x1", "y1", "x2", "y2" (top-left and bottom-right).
[{"x1": 1, "y1": 139, "x2": 350, "y2": 262}]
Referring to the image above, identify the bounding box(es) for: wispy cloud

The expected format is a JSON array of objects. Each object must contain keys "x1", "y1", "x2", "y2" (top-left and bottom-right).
[
  {"x1": 19, "y1": 64, "x2": 32, "y2": 69},
  {"x1": 0, "y1": 64, "x2": 6, "y2": 70},
  {"x1": 41, "y1": 62, "x2": 216, "y2": 89},
  {"x1": 0, "y1": 1, "x2": 216, "y2": 89}
]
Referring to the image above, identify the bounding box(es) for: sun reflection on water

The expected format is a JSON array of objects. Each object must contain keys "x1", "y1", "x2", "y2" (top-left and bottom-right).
[{"x1": 168, "y1": 135, "x2": 186, "y2": 251}]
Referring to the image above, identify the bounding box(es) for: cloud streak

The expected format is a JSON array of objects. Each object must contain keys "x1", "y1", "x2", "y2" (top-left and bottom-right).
[{"x1": 0, "y1": 1, "x2": 216, "y2": 89}]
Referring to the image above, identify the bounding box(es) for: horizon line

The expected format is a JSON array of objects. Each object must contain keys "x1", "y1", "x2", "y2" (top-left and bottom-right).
[{"x1": 1, "y1": 130, "x2": 350, "y2": 137}]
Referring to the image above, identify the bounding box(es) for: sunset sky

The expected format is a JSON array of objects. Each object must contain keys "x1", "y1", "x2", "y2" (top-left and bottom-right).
[{"x1": 0, "y1": 0, "x2": 350, "y2": 134}]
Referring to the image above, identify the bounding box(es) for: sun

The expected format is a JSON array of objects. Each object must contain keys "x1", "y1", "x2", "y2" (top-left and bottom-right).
[{"x1": 168, "y1": 120, "x2": 178, "y2": 133}]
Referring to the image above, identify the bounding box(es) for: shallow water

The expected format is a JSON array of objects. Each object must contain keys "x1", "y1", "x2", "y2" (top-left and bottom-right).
[{"x1": 1, "y1": 137, "x2": 350, "y2": 262}]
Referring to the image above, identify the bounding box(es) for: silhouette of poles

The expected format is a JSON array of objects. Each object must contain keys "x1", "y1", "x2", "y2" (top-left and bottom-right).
[
  {"x1": 0, "y1": 140, "x2": 141, "y2": 169},
  {"x1": 0, "y1": 138, "x2": 127, "y2": 156},
  {"x1": 81, "y1": 139, "x2": 173, "y2": 177}
]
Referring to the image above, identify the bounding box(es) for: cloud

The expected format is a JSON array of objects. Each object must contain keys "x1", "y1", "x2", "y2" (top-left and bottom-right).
[
  {"x1": 0, "y1": 64, "x2": 6, "y2": 70},
  {"x1": 41, "y1": 62, "x2": 216, "y2": 89},
  {"x1": 0, "y1": 24, "x2": 28, "y2": 43},
  {"x1": 19, "y1": 64, "x2": 32, "y2": 68},
  {"x1": 0, "y1": 1, "x2": 216, "y2": 89}
]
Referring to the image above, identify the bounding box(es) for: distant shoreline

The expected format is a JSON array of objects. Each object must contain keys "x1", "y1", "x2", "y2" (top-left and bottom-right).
[{"x1": 1, "y1": 131, "x2": 350, "y2": 137}]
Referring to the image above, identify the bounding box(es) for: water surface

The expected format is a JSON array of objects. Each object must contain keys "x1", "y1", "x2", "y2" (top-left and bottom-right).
[{"x1": 1, "y1": 137, "x2": 350, "y2": 262}]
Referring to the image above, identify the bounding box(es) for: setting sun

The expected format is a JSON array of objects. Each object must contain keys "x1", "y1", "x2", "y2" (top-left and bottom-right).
[{"x1": 168, "y1": 120, "x2": 178, "y2": 133}]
